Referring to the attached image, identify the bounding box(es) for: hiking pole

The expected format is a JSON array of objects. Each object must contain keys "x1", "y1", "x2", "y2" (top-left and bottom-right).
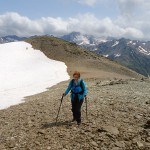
[
  {"x1": 85, "y1": 96, "x2": 88, "y2": 119},
  {"x1": 55, "y1": 95, "x2": 64, "y2": 125}
]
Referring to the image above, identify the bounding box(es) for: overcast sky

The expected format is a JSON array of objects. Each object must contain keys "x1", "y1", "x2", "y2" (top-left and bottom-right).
[{"x1": 0, "y1": 0, "x2": 150, "y2": 40}]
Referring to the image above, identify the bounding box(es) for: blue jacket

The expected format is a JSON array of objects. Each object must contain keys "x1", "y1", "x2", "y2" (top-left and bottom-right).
[{"x1": 65, "y1": 79, "x2": 88, "y2": 101}]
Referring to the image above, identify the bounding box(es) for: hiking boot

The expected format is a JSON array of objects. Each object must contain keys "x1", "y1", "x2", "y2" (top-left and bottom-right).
[{"x1": 77, "y1": 122, "x2": 81, "y2": 125}]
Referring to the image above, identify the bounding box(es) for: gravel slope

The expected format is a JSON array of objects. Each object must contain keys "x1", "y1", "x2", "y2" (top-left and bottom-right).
[{"x1": 0, "y1": 78, "x2": 150, "y2": 150}]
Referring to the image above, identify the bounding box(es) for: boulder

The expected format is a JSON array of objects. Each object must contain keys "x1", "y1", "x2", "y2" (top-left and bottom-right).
[
  {"x1": 100, "y1": 126, "x2": 119, "y2": 135},
  {"x1": 136, "y1": 141, "x2": 144, "y2": 149},
  {"x1": 90, "y1": 141, "x2": 99, "y2": 147}
]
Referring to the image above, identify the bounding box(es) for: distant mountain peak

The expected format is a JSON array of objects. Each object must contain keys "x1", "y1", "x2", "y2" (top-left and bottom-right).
[
  {"x1": 0, "y1": 35, "x2": 27, "y2": 44},
  {"x1": 60, "y1": 32, "x2": 150, "y2": 76},
  {"x1": 61, "y1": 32, "x2": 108, "y2": 51}
]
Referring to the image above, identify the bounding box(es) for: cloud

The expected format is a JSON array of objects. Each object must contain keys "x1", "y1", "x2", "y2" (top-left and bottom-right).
[
  {"x1": 77, "y1": 0, "x2": 98, "y2": 6},
  {"x1": 114, "y1": 0, "x2": 150, "y2": 40},
  {"x1": 0, "y1": 11, "x2": 149, "y2": 40},
  {"x1": 0, "y1": 1, "x2": 149, "y2": 40},
  {"x1": 116, "y1": 0, "x2": 139, "y2": 16},
  {"x1": 67, "y1": 13, "x2": 143, "y2": 39},
  {"x1": 116, "y1": 0, "x2": 150, "y2": 19},
  {"x1": 0, "y1": 12, "x2": 69, "y2": 37}
]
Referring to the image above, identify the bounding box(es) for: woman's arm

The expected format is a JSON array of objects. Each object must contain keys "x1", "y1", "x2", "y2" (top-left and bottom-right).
[
  {"x1": 64, "y1": 80, "x2": 72, "y2": 95},
  {"x1": 82, "y1": 80, "x2": 88, "y2": 97}
]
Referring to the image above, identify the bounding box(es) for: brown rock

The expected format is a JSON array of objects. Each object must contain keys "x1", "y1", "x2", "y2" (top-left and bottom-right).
[
  {"x1": 115, "y1": 141, "x2": 125, "y2": 148},
  {"x1": 91, "y1": 141, "x2": 99, "y2": 147},
  {"x1": 38, "y1": 130, "x2": 45, "y2": 134},
  {"x1": 136, "y1": 141, "x2": 144, "y2": 149},
  {"x1": 102, "y1": 126, "x2": 119, "y2": 135}
]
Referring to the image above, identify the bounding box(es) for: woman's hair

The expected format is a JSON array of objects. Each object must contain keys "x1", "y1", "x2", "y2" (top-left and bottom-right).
[{"x1": 73, "y1": 71, "x2": 80, "y2": 78}]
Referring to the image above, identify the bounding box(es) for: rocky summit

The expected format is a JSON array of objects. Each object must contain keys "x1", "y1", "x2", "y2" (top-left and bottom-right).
[{"x1": 0, "y1": 36, "x2": 150, "y2": 150}]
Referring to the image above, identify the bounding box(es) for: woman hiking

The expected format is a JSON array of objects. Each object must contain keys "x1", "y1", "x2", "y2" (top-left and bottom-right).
[{"x1": 63, "y1": 71, "x2": 87, "y2": 125}]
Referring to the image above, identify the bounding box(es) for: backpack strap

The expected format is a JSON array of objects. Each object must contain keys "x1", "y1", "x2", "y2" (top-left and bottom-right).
[{"x1": 80, "y1": 79, "x2": 84, "y2": 92}]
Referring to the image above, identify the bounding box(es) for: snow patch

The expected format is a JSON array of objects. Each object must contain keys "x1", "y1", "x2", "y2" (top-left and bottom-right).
[
  {"x1": 96, "y1": 38, "x2": 108, "y2": 43},
  {"x1": 99, "y1": 40, "x2": 107, "y2": 43},
  {"x1": 0, "y1": 42, "x2": 70, "y2": 110},
  {"x1": 112, "y1": 41, "x2": 119, "y2": 47},
  {"x1": 127, "y1": 41, "x2": 136, "y2": 46},
  {"x1": 138, "y1": 46, "x2": 150, "y2": 55},
  {"x1": 127, "y1": 41, "x2": 132, "y2": 45},
  {"x1": 74, "y1": 35, "x2": 90, "y2": 45},
  {"x1": 114, "y1": 53, "x2": 121, "y2": 57},
  {"x1": 103, "y1": 54, "x2": 109, "y2": 57}
]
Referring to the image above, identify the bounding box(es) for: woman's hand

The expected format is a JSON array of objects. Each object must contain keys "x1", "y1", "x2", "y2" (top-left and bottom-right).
[{"x1": 62, "y1": 93, "x2": 66, "y2": 97}]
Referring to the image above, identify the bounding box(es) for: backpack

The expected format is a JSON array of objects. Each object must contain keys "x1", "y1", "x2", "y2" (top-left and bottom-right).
[{"x1": 71, "y1": 79, "x2": 84, "y2": 94}]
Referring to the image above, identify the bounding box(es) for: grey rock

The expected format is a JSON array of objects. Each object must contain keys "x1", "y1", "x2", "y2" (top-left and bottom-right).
[
  {"x1": 101, "y1": 126, "x2": 119, "y2": 135},
  {"x1": 146, "y1": 101, "x2": 150, "y2": 104},
  {"x1": 91, "y1": 141, "x2": 99, "y2": 147},
  {"x1": 145, "y1": 142, "x2": 150, "y2": 148},
  {"x1": 136, "y1": 141, "x2": 144, "y2": 149},
  {"x1": 47, "y1": 146, "x2": 51, "y2": 150},
  {"x1": 112, "y1": 147, "x2": 120, "y2": 150},
  {"x1": 35, "y1": 141, "x2": 41, "y2": 146},
  {"x1": 38, "y1": 130, "x2": 45, "y2": 134},
  {"x1": 8, "y1": 142, "x2": 16, "y2": 148},
  {"x1": 146, "y1": 137, "x2": 150, "y2": 142},
  {"x1": 115, "y1": 141, "x2": 125, "y2": 148},
  {"x1": 134, "y1": 114, "x2": 142, "y2": 119}
]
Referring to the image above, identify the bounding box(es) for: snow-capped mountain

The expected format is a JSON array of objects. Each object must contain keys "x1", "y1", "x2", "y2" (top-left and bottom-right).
[
  {"x1": 61, "y1": 32, "x2": 108, "y2": 51},
  {"x1": 96, "y1": 38, "x2": 150, "y2": 57},
  {"x1": 0, "y1": 35, "x2": 26, "y2": 44},
  {"x1": 60, "y1": 32, "x2": 150, "y2": 77},
  {"x1": 95, "y1": 38, "x2": 150, "y2": 76}
]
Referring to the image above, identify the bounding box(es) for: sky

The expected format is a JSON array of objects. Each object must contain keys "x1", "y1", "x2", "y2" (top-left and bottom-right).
[{"x1": 0, "y1": 0, "x2": 150, "y2": 40}]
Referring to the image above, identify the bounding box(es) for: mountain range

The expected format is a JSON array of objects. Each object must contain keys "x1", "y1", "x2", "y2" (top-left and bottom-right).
[
  {"x1": 0, "y1": 35, "x2": 26, "y2": 44},
  {"x1": 1, "y1": 33, "x2": 150, "y2": 77},
  {"x1": 95, "y1": 38, "x2": 150, "y2": 77},
  {"x1": 61, "y1": 32, "x2": 150, "y2": 77}
]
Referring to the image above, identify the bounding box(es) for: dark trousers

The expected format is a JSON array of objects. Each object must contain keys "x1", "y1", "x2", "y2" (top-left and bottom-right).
[{"x1": 71, "y1": 94, "x2": 83, "y2": 123}]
